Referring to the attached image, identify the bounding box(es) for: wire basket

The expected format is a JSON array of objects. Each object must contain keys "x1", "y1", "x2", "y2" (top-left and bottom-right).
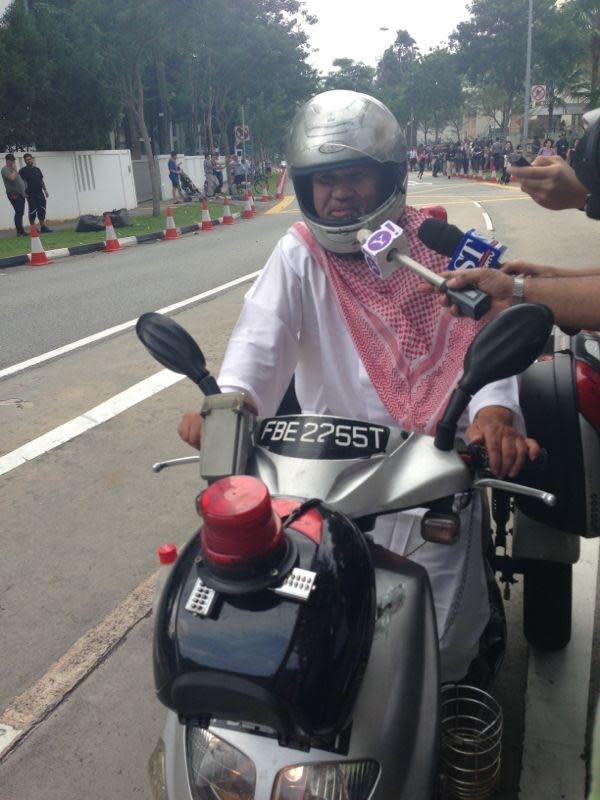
[{"x1": 437, "y1": 684, "x2": 503, "y2": 799}]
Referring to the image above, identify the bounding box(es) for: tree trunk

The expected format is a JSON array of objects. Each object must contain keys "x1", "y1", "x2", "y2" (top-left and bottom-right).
[
  {"x1": 206, "y1": 92, "x2": 215, "y2": 154},
  {"x1": 134, "y1": 68, "x2": 162, "y2": 217},
  {"x1": 591, "y1": 35, "x2": 599, "y2": 105},
  {"x1": 548, "y1": 98, "x2": 555, "y2": 135},
  {"x1": 156, "y1": 58, "x2": 171, "y2": 155},
  {"x1": 125, "y1": 100, "x2": 141, "y2": 160}
]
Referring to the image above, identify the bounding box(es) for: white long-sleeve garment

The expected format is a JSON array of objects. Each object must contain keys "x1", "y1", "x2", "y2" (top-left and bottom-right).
[{"x1": 219, "y1": 230, "x2": 523, "y2": 681}]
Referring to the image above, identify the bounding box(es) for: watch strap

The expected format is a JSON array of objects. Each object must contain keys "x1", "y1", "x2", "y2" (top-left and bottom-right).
[
  {"x1": 584, "y1": 193, "x2": 600, "y2": 220},
  {"x1": 512, "y1": 275, "x2": 526, "y2": 304}
]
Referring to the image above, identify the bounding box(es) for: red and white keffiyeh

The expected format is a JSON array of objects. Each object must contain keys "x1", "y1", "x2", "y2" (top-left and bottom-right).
[{"x1": 291, "y1": 206, "x2": 483, "y2": 434}]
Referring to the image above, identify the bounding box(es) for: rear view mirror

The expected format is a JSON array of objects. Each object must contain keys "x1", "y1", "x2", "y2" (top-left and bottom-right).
[
  {"x1": 435, "y1": 304, "x2": 554, "y2": 450},
  {"x1": 136, "y1": 312, "x2": 220, "y2": 395}
]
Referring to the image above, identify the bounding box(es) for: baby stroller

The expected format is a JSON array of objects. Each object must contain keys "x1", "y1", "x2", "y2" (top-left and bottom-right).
[
  {"x1": 203, "y1": 172, "x2": 221, "y2": 199},
  {"x1": 179, "y1": 169, "x2": 203, "y2": 202}
]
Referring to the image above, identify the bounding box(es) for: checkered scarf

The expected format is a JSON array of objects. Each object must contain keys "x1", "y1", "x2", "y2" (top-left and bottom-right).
[{"x1": 291, "y1": 207, "x2": 483, "y2": 433}]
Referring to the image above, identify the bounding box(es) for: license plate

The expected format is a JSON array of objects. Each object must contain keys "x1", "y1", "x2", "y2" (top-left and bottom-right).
[{"x1": 256, "y1": 416, "x2": 390, "y2": 460}]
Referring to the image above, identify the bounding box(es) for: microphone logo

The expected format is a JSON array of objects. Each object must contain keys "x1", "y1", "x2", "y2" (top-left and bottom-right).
[{"x1": 449, "y1": 229, "x2": 506, "y2": 271}]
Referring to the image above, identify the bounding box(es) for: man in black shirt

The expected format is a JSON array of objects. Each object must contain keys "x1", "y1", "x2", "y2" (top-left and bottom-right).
[
  {"x1": 555, "y1": 133, "x2": 569, "y2": 160},
  {"x1": 19, "y1": 153, "x2": 52, "y2": 232}
]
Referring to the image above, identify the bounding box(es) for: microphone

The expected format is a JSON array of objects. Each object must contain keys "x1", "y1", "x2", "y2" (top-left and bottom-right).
[
  {"x1": 418, "y1": 218, "x2": 505, "y2": 270},
  {"x1": 418, "y1": 218, "x2": 581, "y2": 334},
  {"x1": 357, "y1": 221, "x2": 491, "y2": 321}
]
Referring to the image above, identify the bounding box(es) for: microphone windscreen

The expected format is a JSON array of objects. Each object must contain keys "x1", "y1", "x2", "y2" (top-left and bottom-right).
[{"x1": 418, "y1": 218, "x2": 464, "y2": 257}]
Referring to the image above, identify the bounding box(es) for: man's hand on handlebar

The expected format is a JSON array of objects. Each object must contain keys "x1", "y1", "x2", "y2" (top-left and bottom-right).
[
  {"x1": 178, "y1": 412, "x2": 204, "y2": 450},
  {"x1": 466, "y1": 406, "x2": 541, "y2": 479}
]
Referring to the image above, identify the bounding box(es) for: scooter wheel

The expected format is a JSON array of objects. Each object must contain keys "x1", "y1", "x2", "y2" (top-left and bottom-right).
[{"x1": 523, "y1": 560, "x2": 572, "y2": 651}]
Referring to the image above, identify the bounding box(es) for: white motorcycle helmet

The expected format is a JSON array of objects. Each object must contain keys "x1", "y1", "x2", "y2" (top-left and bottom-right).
[{"x1": 287, "y1": 90, "x2": 408, "y2": 254}]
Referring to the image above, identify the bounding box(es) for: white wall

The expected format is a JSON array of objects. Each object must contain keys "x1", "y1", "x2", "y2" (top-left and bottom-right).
[{"x1": 1, "y1": 150, "x2": 137, "y2": 230}]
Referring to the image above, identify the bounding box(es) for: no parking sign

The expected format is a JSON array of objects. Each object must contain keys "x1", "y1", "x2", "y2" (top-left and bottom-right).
[{"x1": 531, "y1": 85, "x2": 547, "y2": 105}]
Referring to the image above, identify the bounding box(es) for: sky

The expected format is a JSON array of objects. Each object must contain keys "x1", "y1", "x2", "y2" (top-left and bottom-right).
[{"x1": 300, "y1": 0, "x2": 471, "y2": 73}]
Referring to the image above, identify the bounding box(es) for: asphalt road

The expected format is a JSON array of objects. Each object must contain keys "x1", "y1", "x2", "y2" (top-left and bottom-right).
[{"x1": 0, "y1": 178, "x2": 598, "y2": 800}]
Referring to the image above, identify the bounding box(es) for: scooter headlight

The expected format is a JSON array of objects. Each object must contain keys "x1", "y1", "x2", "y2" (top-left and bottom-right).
[
  {"x1": 186, "y1": 727, "x2": 256, "y2": 800},
  {"x1": 271, "y1": 760, "x2": 380, "y2": 800}
]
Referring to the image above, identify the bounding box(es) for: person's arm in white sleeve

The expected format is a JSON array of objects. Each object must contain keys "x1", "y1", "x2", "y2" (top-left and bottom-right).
[{"x1": 218, "y1": 236, "x2": 302, "y2": 418}]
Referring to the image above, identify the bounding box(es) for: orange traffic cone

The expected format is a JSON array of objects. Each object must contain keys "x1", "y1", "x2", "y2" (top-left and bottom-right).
[
  {"x1": 242, "y1": 192, "x2": 254, "y2": 220},
  {"x1": 200, "y1": 199, "x2": 214, "y2": 231},
  {"x1": 29, "y1": 224, "x2": 49, "y2": 266},
  {"x1": 249, "y1": 192, "x2": 257, "y2": 216},
  {"x1": 164, "y1": 207, "x2": 179, "y2": 240},
  {"x1": 222, "y1": 196, "x2": 234, "y2": 225},
  {"x1": 261, "y1": 184, "x2": 271, "y2": 202},
  {"x1": 104, "y1": 214, "x2": 121, "y2": 252}
]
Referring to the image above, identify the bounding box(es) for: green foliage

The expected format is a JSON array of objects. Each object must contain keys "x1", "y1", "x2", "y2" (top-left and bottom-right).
[
  {"x1": 322, "y1": 58, "x2": 376, "y2": 93},
  {"x1": 0, "y1": 0, "x2": 119, "y2": 150},
  {"x1": 564, "y1": 0, "x2": 600, "y2": 105},
  {"x1": 408, "y1": 49, "x2": 465, "y2": 142},
  {"x1": 0, "y1": 0, "x2": 317, "y2": 158}
]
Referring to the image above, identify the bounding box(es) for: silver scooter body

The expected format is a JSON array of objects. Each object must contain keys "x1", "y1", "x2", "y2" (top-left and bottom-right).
[{"x1": 152, "y1": 417, "x2": 473, "y2": 800}]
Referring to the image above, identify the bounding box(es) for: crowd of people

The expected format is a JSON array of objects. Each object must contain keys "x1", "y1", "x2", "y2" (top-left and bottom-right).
[{"x1": 407, "y1": 129, "x2": 580, "y2": 185}]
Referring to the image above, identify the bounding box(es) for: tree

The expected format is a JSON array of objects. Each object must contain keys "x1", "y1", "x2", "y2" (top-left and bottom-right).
[
  {"x1": 451, "y1": 0, "x2": 547, "y2": 136},
  {"x1": 0, "y1": 1, "x2": 119, "y2": 151},
  {"x1": 375, "y1": 30, "x2": 419, "y2": 139},
  {"x1": 407, "y1": 49, "x2": 465, "y2": 143},
  {"x1": 323, "y1": 59, "x2": 376, "y2": 93},
  {"x1": 565, "y1": 0, "x2": 600, "y2": 106},
  {"x1": 532, "y1": 4, "x2": 585, "y2": 132}
]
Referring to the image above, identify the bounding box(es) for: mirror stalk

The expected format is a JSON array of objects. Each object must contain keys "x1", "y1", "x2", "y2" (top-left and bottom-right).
[{"x1": 434, "y1": 388, "x2": 471, "y2": 451}]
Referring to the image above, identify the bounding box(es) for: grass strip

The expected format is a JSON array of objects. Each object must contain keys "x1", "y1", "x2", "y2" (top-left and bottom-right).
[{"x1": 0, "y1": 201, "x2": 238, "y2": 259}]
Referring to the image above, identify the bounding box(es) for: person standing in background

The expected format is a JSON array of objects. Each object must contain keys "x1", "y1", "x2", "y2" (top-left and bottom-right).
[
  {"x1": 167, "y1": 151, "x2": 185, "y2": 203},
  {"x1": 19, "y1": 153, "x2": 52, "y2": 232},
  {"x1": 1, "y1": 153, "x2": 27, "y2": 236}
]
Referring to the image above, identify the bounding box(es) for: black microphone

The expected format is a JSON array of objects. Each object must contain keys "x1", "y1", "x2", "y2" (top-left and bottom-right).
[{"x1": 418, "y1": 218, "x2": 464, "y2": 258}]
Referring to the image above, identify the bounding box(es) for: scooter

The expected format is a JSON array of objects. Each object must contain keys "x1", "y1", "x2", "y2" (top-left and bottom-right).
[{"x1": 136, "y1": 302, "x2": 600, "y2": 800}]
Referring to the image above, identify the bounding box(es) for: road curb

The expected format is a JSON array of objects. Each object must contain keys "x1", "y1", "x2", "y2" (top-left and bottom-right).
[{"x1": 0, "y1": 212, "x2": 244, "y2": 269}]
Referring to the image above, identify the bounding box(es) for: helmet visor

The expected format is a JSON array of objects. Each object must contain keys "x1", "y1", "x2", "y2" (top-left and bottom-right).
[{"x1": 293, "y1": 157, "x2": 406, "y2": 229}]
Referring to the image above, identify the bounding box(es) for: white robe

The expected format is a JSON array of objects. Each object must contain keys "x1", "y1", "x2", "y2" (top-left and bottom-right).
[{"x1": 219, "y1": 231, "x2": 523, "y2": 681}]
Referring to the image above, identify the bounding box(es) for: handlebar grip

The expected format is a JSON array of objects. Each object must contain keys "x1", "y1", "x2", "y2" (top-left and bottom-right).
[
  {"x1": 198, "y1": 374, "x2": 221, "y2": 395},
  {"x1": 464, "y1": 444, "x2": 548, "y2": 474}
]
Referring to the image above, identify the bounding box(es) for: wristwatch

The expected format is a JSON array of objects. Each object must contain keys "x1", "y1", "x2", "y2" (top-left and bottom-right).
[
  {"x1": 583, "y1": 193, "x2": 600, "y2": 220},
  {"x1": 512, "y1": 275, "x2": 526, "y2": 304}
]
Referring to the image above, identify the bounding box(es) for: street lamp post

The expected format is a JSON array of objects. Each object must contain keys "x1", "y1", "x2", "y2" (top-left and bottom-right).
[{"x1": 522, "y1": 0, "x2": 534, "y2": 154}]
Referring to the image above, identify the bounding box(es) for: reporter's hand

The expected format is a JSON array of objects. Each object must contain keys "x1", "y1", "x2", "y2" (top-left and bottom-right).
[
  {"x1": 466, "y1": 406, "x2": 541, "y2": 478},
  {"x1": 417, "y1": 268, "x2": 513, "y2": 319},
  {"x1": 500, "y1": 260, "x2": 558, "y2": 278},
  {"x1": 508, "y1": 155, "x2": 588, "y2": 210},
  {"x1": 178, "y1": 412, "x2": 204, "y2": 450}
]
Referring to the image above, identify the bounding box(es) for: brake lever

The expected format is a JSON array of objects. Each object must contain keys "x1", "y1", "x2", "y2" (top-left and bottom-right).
[
  {"x1": 472, "y1": 477, "x2": 556, "y2": 507},
  {"x1": 152, "y1": 456, "x2": 201, "y2": 473}
]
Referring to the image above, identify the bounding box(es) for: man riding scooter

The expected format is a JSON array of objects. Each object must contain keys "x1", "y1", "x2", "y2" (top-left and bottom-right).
[{"x1": 178, "y1": 89, "x2": 540, "y2": 683}]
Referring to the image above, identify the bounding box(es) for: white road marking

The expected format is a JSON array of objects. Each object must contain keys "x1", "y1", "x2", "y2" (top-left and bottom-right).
[
  {"x1": 0, "y1": 369, "x2": 184, "y2": 477},
  {"x1": 0, "y1": 570, "x2": 157, "y2": 760},
  {"x1": 0, "y1": 271, "x2": 260, "y2": 381},
  {"x1": 520, "y1": 537, "x2": 600, "y2": 798},
  {"x1": 472, "y1": 201, "x2": 494, "y2": 231}
]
